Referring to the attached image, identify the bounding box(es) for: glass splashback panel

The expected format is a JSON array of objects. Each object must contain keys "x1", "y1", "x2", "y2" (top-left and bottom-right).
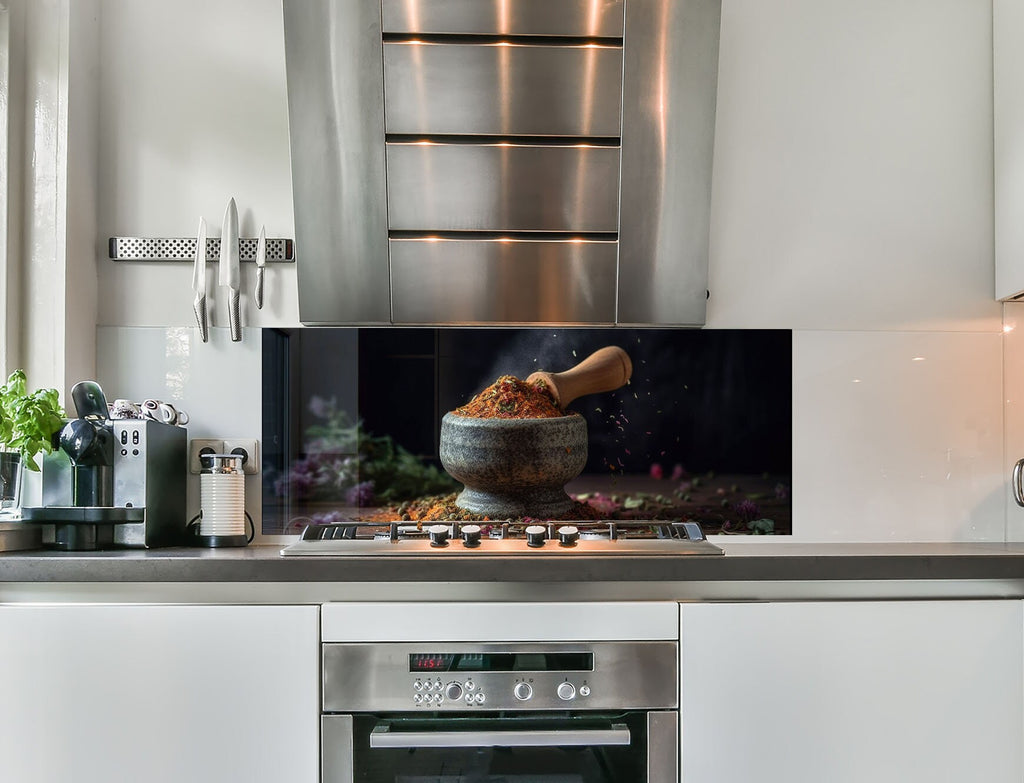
[{"x1": 262, "y1": 328, "x2": 792, "y2": 535}]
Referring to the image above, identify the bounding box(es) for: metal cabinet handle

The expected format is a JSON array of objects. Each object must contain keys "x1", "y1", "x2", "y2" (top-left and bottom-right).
[
  {"x1": 1014, "y1": 458, "x2": 1024, "y2": 507},
  {"x1": 369, "y1": 723, "x2": 631, "y2": 749}
]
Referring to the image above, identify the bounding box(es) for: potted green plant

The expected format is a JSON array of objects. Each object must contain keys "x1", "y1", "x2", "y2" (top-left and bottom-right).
[{"x1": 0, "y1": 370, "x2": 65, "y2": 513}]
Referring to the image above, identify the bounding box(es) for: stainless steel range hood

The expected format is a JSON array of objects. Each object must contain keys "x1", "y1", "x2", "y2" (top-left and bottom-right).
[{"x1": 283, "y1": 0, "x2": 721, "y2": 326}]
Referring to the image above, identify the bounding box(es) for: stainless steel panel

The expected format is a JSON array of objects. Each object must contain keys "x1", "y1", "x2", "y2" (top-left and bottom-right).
[
  {"x1": 322, "y1": 715, "x2": 354, "y2": 783},
  {"x1": 389, "y1": 238, "x2": 616, "y2": 324},
  {"x1": 322, "y1": 641, "x2": 678, "y2": 712},
  {"x1": 386, "y1": 143, "x2": 621, "y2": 231},
  {"x1": 382, "y1": 0, "x2": 624, "y2": 37},
  {"x1": 617, "y1": 0, "x2": 721, "y2": 326},
  {"x1": 383, "y1": 42, "x2": 623, "y2": 137},
  {"x1": 283, "y1": 0, "x2": 391, "y2": 324},
  {"x1": 647, "y1": 712, "x2": 679, "y2": 783}
]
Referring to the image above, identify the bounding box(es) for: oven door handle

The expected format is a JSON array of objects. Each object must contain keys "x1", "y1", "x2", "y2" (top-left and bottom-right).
[{"x1": 369, "y1": 722, "x2": 631, "y2": 749}]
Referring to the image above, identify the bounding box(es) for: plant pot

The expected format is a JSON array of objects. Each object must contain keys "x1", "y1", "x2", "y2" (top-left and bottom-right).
[{"x1": 0, "y1": 451, "x2": 23, "y2": 516}]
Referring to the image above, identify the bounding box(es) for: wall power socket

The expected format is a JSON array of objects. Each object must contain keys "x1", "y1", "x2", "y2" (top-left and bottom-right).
[{"x1": 188, "y1": 438, "x2": 260, "y2": 475}]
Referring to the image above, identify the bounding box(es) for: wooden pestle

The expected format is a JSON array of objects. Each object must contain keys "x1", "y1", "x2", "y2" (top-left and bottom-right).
[{"x1": 526, "y1": 346, "x2": 633, "y2": 410}]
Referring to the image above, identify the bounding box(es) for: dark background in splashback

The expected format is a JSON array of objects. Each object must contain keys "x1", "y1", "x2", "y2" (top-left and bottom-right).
[{"x1": 263, "y1": 328, "x2": 792, "y2": 534}]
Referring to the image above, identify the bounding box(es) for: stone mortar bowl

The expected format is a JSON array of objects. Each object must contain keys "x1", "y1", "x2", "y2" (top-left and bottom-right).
[{"x1": 439, "y1": 412, "x2": 588, "y2": 518}]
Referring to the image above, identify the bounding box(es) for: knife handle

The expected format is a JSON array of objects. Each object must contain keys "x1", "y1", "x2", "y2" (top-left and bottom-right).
[
  {"x1": 254, "y1": 267, "x2": 265, "y2": 310},
  {"x1": 229, "y1": 289, "x2": 241, "y2": 342}
]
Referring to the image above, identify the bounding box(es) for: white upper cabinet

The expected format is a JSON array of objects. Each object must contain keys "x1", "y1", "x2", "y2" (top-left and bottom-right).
[{"x1": 996, "y1": 0, "x2": 1024, "y2": 300}]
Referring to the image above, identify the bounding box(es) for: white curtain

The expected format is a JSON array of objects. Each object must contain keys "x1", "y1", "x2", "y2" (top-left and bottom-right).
[{"x1": 0, "y1": 0, "x2": 98, "y2": 401}]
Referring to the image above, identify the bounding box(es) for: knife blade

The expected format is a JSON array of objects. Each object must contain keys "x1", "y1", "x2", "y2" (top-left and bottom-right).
[
  {"x1": 254, "y1": 224, "x2": 266, "y2": 310},
  {"x1": 219, "y1": 197, "x2": 241, "y2": 342},
  {"x1": 192, "y1": 217, "x2": 209, "y2": 342}
]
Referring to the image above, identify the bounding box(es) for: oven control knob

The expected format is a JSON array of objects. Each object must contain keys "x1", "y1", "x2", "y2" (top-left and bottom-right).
[
  {"x1": 557, "y1": 682, "x2": 576, "y2": 701},
  {"x1": 525, "y1": 524, "x2": 547, "y2": 547},
  {"x1": 445, "y1": 682, "x2": 463, "y2": 701},
  {"x1": 557, "y1": 525, "x2": 579, "y2": 546},
  {"x1": 428, "y1": 524, "x2": 450, "y2": 547},
  {"x1": 513, "y1": 682, "x2": 533, "y2": 701},
  {"x1": 461, "y1": 524, "x2": 482, "y2": 548}
]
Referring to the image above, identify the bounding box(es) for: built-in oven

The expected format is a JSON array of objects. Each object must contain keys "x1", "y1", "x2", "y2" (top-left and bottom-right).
[{"x1": 322, "y1": 640, "x2": 678, "y2": 783}]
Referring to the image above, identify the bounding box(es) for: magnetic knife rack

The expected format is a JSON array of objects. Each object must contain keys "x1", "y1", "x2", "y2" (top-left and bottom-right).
[{"x1": 108, "y1": 237, "x2": 295, "y2": 263}]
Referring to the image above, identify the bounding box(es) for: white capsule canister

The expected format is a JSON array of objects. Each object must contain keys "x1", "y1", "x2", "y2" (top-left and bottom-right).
[{"x1": 198, "y1": 453, "x2": 248, "y2": 547}]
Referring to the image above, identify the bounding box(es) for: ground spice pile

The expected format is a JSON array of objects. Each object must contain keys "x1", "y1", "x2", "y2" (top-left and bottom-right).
[
  {"x1": 453, "y1": 375, "x2": 564, "y2": 419},
  {"x1": 359, "y1": 492, "x2": 604, "y2": 524}
]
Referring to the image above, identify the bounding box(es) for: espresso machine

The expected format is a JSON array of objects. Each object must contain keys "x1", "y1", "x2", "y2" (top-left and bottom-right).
[{"x1": 22, "y1": 381, "x2": 187, "y2": 550}]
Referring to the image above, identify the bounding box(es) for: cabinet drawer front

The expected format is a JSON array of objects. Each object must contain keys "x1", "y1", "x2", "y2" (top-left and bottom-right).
[
  {"x1": 386, "y1": 143, "x2": 621, "y2": 232},
  {"x1": 382, "y1": 0, "x2": 624, "y2": 37},
  {"x1": 384, "y1": 42, "x2": 623, "y2": 137},
  {"x1": 390, "y1": 238, "x2": 617, "y2": 323}
]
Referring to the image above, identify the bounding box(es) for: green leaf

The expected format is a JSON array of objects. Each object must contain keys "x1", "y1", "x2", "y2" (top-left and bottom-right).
[
  {"x1": 748, "y1": 518, "x2": 775, "y2": 535},
  {"x1": 0, "y1": 370, "x2": 65, "y2": 471}
]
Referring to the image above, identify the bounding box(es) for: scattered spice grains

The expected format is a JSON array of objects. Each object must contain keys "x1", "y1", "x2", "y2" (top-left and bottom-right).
[{"x1": 452, "y1": 375, "x2": 565, "y2": 419}]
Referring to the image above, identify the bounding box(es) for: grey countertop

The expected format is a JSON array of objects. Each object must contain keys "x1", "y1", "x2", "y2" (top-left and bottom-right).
[{"x1": 2, "y1": 541, "x2": 1024, "y2": 591}]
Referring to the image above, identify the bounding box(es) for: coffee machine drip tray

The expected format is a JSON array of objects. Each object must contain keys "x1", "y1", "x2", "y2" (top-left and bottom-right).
[
  {"x1": 20, "y1": 506, "x2": 146, "y2": 551},
  {"x1": 22, "y1": 507, "x2": 145, "y2": 523}
]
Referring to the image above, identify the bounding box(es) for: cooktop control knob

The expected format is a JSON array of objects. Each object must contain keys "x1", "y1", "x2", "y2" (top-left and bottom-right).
[
  {"x1": 445, "y1": 682, "x2": 463, "y2": 701},
  {"x1": 525, "y1": 524, "x2": 547, "y2": 548},
  {"x1": 556, "y1": 682, "x2": 576, "y2": 701},
  {"x1": 557, "y1": 525, "x2": 579, "y2": 547},
  {"x1": 428, "y1": 524, "x2": 450, "y2": 547},
  {"x1": 514, "y1": 682, "x2": 533, "y2": 701},
  {"x1": 461, "y1": 524, "x2": 482, "y2": 548}
]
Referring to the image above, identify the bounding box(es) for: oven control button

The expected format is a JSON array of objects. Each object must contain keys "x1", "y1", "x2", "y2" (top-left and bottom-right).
[
  {"x1": 474, "y1": 692, "x2": 486, "y2": 704},
  {"x1": 579, "y1": 685, "x2": 591, "y2": 697},
  {"x1": 557, "y1": 682, "x2": 576, "y2": 701},
  {"x1": 461, "y1": 524, "x2": 482, "y2": 548},
  {"x1": 525, "y1": 524, "x2": 547, "y2": 547},
  {"x1": 414, "y1": 694, "x2": 423, "y2": 705},
  {"x1": 465, "y1": 680, "x2": 476, "y2": 691},
  {"x1": 445, "y1": 682, "x2": 464, "y2": 701},
  {"x1": 428, "y1": 524, "x2": 450, "y2": 547},
  {"x1": 557, "y1": 525, "x2": 579, "y2": 546},
  {"x1": 434, "y1": 693, "x2": 443, "y2": 704},
  {"x1": 513, "y1": 682, "x2": 533, "y2": 701},
  {"x1": 465, "y1": 693, "x2": 474, "y2": 705},
  {"x1": 413, "y1": 680, "x2": 423, "y2": 691}
]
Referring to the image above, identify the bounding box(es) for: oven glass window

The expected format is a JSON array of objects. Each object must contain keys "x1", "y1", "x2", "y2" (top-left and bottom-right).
[{"x1": 349, "y1": 713, "x2": 648, "y2": 783}]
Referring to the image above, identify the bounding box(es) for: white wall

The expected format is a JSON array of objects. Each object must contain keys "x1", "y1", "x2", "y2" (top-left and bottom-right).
[{"x1": 91, "y1": 0, "x2": 1004, "y2": 542}]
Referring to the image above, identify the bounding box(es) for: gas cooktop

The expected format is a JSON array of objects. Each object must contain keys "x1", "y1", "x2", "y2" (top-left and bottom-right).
[{"x1": 280, "y1": 519, "x2": 723, "y2": 557}]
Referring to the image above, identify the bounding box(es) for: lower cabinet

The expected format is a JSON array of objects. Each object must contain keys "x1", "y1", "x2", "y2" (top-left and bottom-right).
[
  {"x1": 0, "y1": 604, "x2": 319, "y2": 783},
  {"x1": 680, "y1": 600, "x2": 1024, "y2": 783}
]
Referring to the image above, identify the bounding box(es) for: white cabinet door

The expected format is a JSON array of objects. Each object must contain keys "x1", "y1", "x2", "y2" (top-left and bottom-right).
[
  {"x1": 0, "y1": 604, "x2": 319, "y2": 783},
  {"x1": 680, "y1": 601, "x2": 1023, "y2": 783},
  {"x1": 996, "y1": 0, "x2": 1024, "y2": 299}
]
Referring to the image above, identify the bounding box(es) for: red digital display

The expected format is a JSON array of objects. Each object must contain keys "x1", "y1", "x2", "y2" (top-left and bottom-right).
[{"x1": 410, "y1": 654, "x2": 455, "y2": 672}]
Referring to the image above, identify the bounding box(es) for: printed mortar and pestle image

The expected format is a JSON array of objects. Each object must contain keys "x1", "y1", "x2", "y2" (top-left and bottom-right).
[{"x1": 439, "y1": 346, "x2": 633, "y2": 518}]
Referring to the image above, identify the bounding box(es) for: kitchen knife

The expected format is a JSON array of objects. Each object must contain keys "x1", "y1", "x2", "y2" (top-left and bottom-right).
[
  {"x1": 192, "y1": 217, "x2": 209, "y2": 342},
  {"x1": 254, "y1": 224, "x2": 266, "y2": 310},
  {"x1": 219, "y1": 197, "x2": 241, "y2": 342}
]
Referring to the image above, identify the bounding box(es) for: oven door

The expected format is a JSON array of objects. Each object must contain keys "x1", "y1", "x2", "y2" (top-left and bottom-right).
[{"x1": 323, "y1": 711, "x2": 677, "y2": 783}]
